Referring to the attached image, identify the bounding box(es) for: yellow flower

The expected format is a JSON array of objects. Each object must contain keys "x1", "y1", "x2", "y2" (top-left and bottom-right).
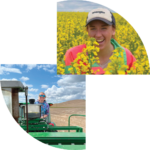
[
  {"x1": 137, "y1": 72, "x2": 143, "y2": 76},
  {"x1": 73, "y1": 63, "x2": 78, "y2": 68},
  {"x1": 80, "y1": 54, "x2": 86, "y2": 59},
  {"x1": 113, "y1": 49, "x2": 118, "y2": 53},
  {"x1": 68, "y1": 68, "x2": 73, "y2": 71},
  {"x1": 115, "y1": 52, "x2": 119, "y2": 57},
  {"x1": 127, "y1": 70, "x2": 131, "y2": 74},
  {"x1": 61, "y1": 71, "x2": 65, "y2": 74},
  {"x1": 93, "y1": 51, "x2": 97, "y2": 56},
  {"x1": 64, "y1": 56, "x2": 66, "y2": 61},
  {"x1": 142, "y1": 51, "x2": 147, "y2": 55},
  {"x1": 93, "y1": 41, "x2": 99, "y2": 46},
  {"x1": 145, "y1": 61, "x2": 149, "y2": 66},
  {"x1": 95, "y1": 47, "x2": 100, "y2": 52},
  {"x1": 109, "y1": 54, "x2": 115, "y2": 60},
  {"x1": 77, "y1": 71, "x2": 81, "y2": 75},
  {"x1": 118, "y1": 70, "x2": 125, "y2": 76},
  {"x1": 93, "y1": 69, "x2": 100, "y2": 74},
  {"x1": 97, "y1": 69, "x2": 100, "y2": 72},
  {"x1": 59, "y1": 64, "x2": 63, "y2": 67}
]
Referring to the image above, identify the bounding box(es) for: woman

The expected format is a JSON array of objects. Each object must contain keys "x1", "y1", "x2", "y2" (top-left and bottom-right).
[
  {"x1": 35, "y1": 92, "x2": 49, "y2": 119},
  {"x1": 64, "y1": 8, "x2": 136, "y2": 74}
]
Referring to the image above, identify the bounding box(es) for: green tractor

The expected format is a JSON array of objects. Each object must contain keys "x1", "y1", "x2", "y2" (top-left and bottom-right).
[
  {"x1": 18, "y1": 99, "x2": 58, "y2": 132},
  {"x1": 1, "y1": 80, "x2": 86, "y2": 150}
]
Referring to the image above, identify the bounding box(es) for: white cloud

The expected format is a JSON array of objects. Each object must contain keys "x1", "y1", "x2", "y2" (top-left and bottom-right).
[
  {"x1": 16, "y1": 63, "x2": 25, "y2": 68},
  {"x1": 22, "y1": 82, "x2": 33, "y2": 88},
  {"x1": 37, "y1": 64, "x2": 53, "y2": 69},
  {"x1": 44, "y1": 75, "x2": 86, "y2": 103},
  {"x1": 5, "y1": 63, "x2": 15, "y2": 68},
  {"x1": 0, "y1": 66, "x2": 22, "y2": 74},
  {"x1": 43, "y1": 68, "x2": 55, "y2": 73},
  {"x1": 41, "y1": 85, "x2": 49, "y2": 89},
  {"x1": 26, "y1": 64, "x2": 37, "y2": 71},
  {"x1": 54, "y1": 75, "x2": 62, "y2": 78},
  {"x1": 1, "y1": 78, "x2": 18, "y2": 81},
  {"x1": 37, "y1": 63, "x2": 53, "y2": 69},
  {"x1": 82, "y1": 89, "x2": 86, "y2": 96},
  {"x1": 49, "y1": 64, "x2": 56, "y2": 67},
  {"x1": 57, "y1": 75, "x2": 85, "y2": 86},
  {"x1": 57, "y1": 3, "x2": 64, "y2": 8},
  {"x1": 19, "y1": 92, "x2": 25, "y2": 97},
  {"x1": 29, "y1": 88, "x2": 38, "y2": 92},
  {"x1": 19, "y1": 93, "x2": 38, "y2": 103},
  {"x1": 37, "y1": 64, "x2": 55, "y2": 73},
  {"x1": 20, "y1": 76, "x2": 29, "y2": 81}
]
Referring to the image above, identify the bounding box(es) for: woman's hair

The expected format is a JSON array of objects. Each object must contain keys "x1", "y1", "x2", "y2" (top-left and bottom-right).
[
  {"x1": 38, "y1": 92, "x2": 46, "y2": 99},
  {"x1": 86, "y1": 24, "x2": 117, "y2": 41}
]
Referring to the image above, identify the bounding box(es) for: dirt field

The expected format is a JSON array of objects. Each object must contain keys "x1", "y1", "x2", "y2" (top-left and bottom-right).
[{"x1": 50, "y1": 99, "x2": 86, "y2": 133}]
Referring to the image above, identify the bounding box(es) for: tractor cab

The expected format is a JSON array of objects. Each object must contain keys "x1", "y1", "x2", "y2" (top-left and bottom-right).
[
  {"x1": 1, "y1": 80, "x2": 53, "y2": 126},
  {"x1": 19, "y1": 100, "x2": 53, "y2": 124}
]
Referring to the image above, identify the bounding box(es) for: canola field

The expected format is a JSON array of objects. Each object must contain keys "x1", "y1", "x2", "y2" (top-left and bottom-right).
[{"x1": 57, "y1": 12, "x2": 150, "y2": 74}]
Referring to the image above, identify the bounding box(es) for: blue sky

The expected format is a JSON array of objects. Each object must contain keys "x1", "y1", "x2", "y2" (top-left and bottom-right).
[
  {"x1": 0, "y1": 64, "x2": 86, "y2": 103},
  {"x1": 57, "y1": 0, "x2": 115, "y2": 12}
]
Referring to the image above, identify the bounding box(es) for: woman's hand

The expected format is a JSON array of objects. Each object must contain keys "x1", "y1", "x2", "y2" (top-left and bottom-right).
[
  {"x1": 41, "y1": 115, "x2": 47, "y2": 119},
  {"x1": 43, "y1": 115, "x2": 48, "y2": 118}
]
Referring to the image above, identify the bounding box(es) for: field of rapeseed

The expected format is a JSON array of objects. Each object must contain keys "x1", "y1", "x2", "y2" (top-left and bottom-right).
[{"x1": 57, "y1": 12, "x2": 150, "y2": 74}]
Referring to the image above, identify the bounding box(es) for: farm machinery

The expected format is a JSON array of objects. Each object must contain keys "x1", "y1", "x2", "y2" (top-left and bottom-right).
[{"x1": 1, "y1": 80, "x2": 86, "y2": 150}]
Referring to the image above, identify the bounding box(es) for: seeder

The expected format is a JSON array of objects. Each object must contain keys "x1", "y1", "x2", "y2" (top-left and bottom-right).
[{"x1": 1, "y1": 80, "x2": 86, "y2": 150}]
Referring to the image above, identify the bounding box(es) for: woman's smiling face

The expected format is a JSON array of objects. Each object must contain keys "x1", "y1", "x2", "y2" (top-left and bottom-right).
[
  {"x1": 39, "y1": 92, "x2": 46, "y2": 103},
  {"x1": 87, "y1": 20, "x2": 115, "y2": 50}
]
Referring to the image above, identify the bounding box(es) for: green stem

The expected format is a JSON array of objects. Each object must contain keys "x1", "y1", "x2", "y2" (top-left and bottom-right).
[{"x1": 71, "y1": 63, "x2": 76, "y2": 74}]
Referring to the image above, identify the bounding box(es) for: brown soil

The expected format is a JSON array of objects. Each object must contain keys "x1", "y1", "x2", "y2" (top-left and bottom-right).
[{"x1": 50, "y1": 99, "x2": 86, "y2": 133}]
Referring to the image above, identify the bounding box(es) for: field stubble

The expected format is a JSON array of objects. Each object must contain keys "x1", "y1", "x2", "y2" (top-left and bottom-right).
[{"x1": 50, "y1": 100, "x2": 86, "y2": 133}]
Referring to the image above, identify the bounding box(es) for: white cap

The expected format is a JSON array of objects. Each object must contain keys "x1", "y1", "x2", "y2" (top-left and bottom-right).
[{"x1": 86, "y1": 8, "x2": 115, "y2": 26}]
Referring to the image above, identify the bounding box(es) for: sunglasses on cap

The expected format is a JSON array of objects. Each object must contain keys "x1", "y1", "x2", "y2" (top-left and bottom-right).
[{"x1": 39, "y1": 95, "x2": 45, "y2": 97}]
